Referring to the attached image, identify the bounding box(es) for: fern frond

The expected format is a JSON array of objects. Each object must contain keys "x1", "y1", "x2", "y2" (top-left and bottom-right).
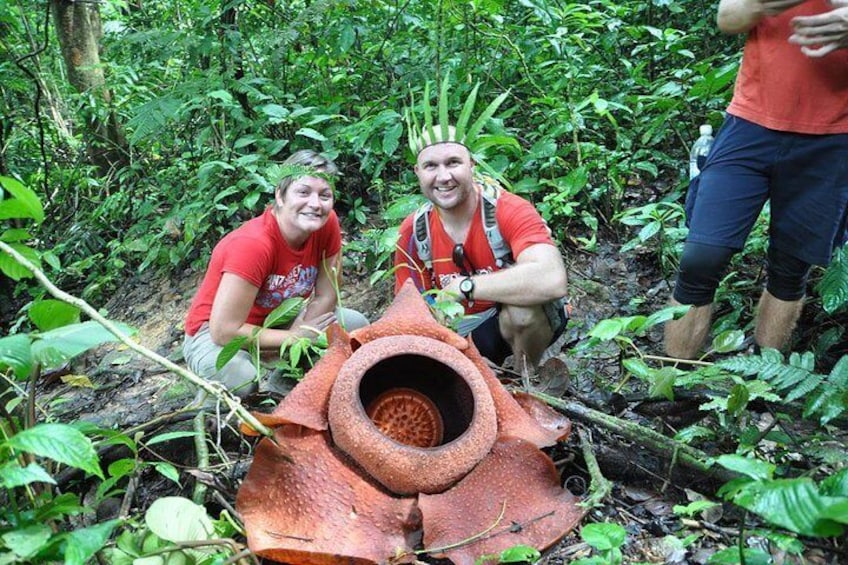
[
  {"x1": 784, "y1": 374, "x2": 823, "y2": 403},
  {"x1": 827, "y1": 356, "x2": 848, "y2": 388},
  {"x1": 816, "y1": 245, "x2": 848, "y2": 314},
  {"x1": 804, "y1": 387, "x2": 846, "y2": 424},
  {"x1": 767, "y1": 364, "x2": 814, "y2": 392},
  {"x1": 127, "y1": 96, "x2": 182, "y2": 145}
]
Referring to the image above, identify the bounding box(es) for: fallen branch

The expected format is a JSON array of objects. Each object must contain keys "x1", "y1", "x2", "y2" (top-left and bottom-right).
[
  {"x1": 578, "y1": 427, "x2": 611, "y2": 508},
  {"x1": 0, "y1": 241, "x2": 272, "y2": 438},
  {"x1": 533, "y1": 392, "x2": 739, "y2": 485}
]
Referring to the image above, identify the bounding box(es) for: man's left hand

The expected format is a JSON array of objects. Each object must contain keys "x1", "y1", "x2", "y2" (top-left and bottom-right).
[{"x1": 790, "y1": 0, "x2": 848, "y2": 57}]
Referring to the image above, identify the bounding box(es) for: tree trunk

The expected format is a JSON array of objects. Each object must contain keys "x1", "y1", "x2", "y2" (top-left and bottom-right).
[{"x1": 50, "y1": 0, "x2": 127, "y2": 170}]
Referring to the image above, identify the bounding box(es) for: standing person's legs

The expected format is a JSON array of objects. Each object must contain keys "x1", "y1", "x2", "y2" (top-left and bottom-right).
[
  {"x1": 665, "y1": 116, "x2": 772, "y2": 358},
  {"x1": 756, "y1": 131, "x2": 848, "y2": 350},
  {"x1": 665, "y1": 243, "x2": 735, "y2": 358}
]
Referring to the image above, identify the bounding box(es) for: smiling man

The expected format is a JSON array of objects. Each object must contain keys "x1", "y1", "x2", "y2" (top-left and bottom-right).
[{"x1": 394, "y1": 125, "x2": 569, "y2": 372}]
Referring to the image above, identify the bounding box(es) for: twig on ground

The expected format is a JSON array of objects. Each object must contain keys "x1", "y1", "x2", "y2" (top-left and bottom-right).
[
  {"x1": 0, "y1": 241, "x2": 272, "y2": 438},
  {"x1": 119, "y1": 475, "x2": 138, "y2": 519},
  {"x1": 192, "y1": 410, "x2": 209, "y2": 504},
  {"x1": 578, "y1": 427, "x2": 612, "y2": 508}
]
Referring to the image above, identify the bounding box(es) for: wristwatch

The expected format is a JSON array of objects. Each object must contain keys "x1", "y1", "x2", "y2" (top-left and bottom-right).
[{"x1": 459, "y1": 276, "x2": 475, "y2": 306}]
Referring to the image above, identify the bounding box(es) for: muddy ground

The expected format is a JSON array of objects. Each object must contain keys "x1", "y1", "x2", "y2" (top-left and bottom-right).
[{"x1": 40, "y1": 239, "x2": 847, "y2": 565}]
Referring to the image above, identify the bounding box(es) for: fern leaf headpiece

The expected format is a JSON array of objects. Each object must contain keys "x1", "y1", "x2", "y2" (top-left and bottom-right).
[
  {"x1": 275, "y1": 164, "x2": 336, "y2": 186},
  {"x1": 405, "y1": 75, "x2": 510, "y2": 157}
]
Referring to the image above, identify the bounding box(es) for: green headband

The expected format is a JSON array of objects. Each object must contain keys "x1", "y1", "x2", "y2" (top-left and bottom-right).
[{"x1": 267, "y1": 163, "x2": 336, "y2": 189}]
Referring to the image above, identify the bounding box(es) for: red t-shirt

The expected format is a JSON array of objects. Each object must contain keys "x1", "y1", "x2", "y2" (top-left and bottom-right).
[
  {"x1": 394, "y1": 189, "x2": 554, "y2": 315},
  {"x1": 185, "y1": 207, "x2": 341, "y2": 336},
  {"x1": 727, "y1": 0, "x2": 848, "y2": 134}
]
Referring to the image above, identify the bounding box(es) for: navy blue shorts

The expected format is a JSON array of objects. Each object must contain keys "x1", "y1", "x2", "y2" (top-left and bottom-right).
[{"x1": 685, "y1": 115, "x2": 848, "y2": 266}]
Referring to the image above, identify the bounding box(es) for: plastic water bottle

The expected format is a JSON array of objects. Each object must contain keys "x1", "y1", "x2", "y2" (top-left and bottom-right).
[{"x1": 689, "y1": 124, "x2": 714, "y2": 180}]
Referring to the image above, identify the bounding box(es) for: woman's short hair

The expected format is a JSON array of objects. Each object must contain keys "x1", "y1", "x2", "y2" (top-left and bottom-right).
[{"x1": 275, "y1": 150, "x2": 339, "y2": 201}]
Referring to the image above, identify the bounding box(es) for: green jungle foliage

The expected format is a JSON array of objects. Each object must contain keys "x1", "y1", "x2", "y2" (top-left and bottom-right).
[
  {"x1": 2, "y1": 0, "x2": 739, "y2": 302},
  {"x1": 1, "y1": 0, "x2": 847, "y2": 563}
]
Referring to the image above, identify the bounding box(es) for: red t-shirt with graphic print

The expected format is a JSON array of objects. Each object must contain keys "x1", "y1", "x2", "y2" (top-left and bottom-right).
[
  {"x1": 185, "y1": 207, "x2": 341, "y2": 336},
  {"x1": 394, "y1": 189, "x2": 554, "y2": 315}
]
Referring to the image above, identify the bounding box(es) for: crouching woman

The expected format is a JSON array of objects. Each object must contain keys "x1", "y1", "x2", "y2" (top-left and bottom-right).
[{"x1": 183, "y1": 150, "x2": 368, "y2": 398}]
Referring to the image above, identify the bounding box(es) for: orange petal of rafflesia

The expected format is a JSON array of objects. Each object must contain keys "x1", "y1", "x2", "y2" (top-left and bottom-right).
[
  {"x1": 240, "y1": 325, "x2": 352, "y2": 436},
  {"x1": 513, "y1": 392, "x2": 572, "y2": 441},
  {"x1": 418, "y1": 436, "x2": 584, "y2": 565},
  {"x1": 349, "y1": 279, "x2": 467, "y2": 350},
  {"x1": 464, "y1": 338, "x2": 570, "y2": 447},
  {"x1": 237, "y1": 426, "x2": 420, "y2": 565}
]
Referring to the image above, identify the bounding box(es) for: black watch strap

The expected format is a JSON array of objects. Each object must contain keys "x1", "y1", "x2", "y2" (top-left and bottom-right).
[{"x1": 459, "y1": 276, "x2": 475, "y2": 305}]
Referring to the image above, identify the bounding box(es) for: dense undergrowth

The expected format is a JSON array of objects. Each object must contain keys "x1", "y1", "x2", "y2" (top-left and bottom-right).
[{"x1": 1, "y1": 1, "x2": 847, "y2": 563}]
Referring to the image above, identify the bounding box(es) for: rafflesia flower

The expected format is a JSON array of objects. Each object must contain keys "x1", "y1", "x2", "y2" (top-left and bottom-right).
[{"x1": 237, "y1": 280, "x2": 584, "y2": 565}]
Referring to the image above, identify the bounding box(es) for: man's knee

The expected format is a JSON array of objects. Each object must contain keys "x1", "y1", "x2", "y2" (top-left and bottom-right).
[
  {"x1": 499, "y1": 304, "x2": 542, "y2": 334},
  {"x1": 498, "y1": 304, "x2": 552, "y2": 349},
  {"x1": 673, "y1": 242, "x2": 736, "y2": 306},
  {"x1": 765, "y1": 246, "x2": 810, "y2": 301}
]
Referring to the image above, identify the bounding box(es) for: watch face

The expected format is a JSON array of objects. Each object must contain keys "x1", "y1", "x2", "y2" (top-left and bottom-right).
[{"x1": 459, "y1": 278, "x2": 474, "y2": 294}]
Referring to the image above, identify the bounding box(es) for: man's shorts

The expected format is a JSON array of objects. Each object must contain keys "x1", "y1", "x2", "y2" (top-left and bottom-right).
[
  {"x1": 685, "y1": 114, "x2": 848, "y2": 266},
  {"x1": 455, "y1": 298, "x2": 570, "y2": 365}
]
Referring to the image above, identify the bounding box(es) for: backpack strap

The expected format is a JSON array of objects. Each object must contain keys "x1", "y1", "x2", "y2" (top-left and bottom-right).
[{"x1": 478, "y1": 175, "x2": 513, "y2": 267}]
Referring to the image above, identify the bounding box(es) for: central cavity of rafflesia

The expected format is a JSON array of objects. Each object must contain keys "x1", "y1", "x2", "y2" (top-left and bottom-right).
[
  {"x1": 329, "y1": 336, "x2": 498, "y2": 495},
  {"x1": 366, "y1": 387, "x2": 445, "y2": 448}
]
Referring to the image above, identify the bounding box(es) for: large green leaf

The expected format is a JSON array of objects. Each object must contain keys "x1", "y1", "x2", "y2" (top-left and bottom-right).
[
  {"x1": 649, "y1": 366, "x2": 677, "y2": 400},
  {"x1": 711, "y1": 330, "x2": 745, "y2": 353},
  {"x1": 35, "y1": 492, "x2": 85, "y2": 522},
  {"x1": 264, "y1": 297, "x2": 304, "y2": 328},
  {"x1": 28, "y1": 299, "x2": 81, "y2": 331},
  {"x1": 62, "y1": 520, "x2": 120, "y2": 565},
  {"x1": 145, "y1": 497, "x2": 214, "y2": 544},
  {"x1": 715, "y1": 454, "x2": 774, "y2": 480},
  {"x1": 1, "y1": 524, "x2": 52, "y2": 559},
  {"x1": 0, "y1": 242, "x2": 40, "y2": 280},
  {"x1": 707, "y1": 547, "x2": 772, "y2": 565},
  {"x1": 0, "y1": 175, "x2": 44, "y2": 223},
  {"x1": 215, "y1": 335, "x2": 248, "y2": 371},
  {"x1": 0, "y1": 461, "x2": 56, "y2": 489},
  {"x1": 30, "y1": 320, "x2": 136, "y2": 370},
  {"x1": 588, "y1": 319, "x2": 623, "y2": 340},
  {"x1": 0, "y1": 333, "x2": 33, "y2": 380},
  {"x1": 5, "y1": 423, "x2": 103, "y2": 479},
  {"x1": 733, "y1": 478, "x2": 846, "y2": 537},
  {"x1": 580, "y1": 522, "x2": 627, "y2": 551}
]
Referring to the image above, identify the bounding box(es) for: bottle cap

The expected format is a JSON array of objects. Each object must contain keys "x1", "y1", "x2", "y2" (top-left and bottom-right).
[{"x1": 699, "y1": 124, "x2": 713, "y2": 136}]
